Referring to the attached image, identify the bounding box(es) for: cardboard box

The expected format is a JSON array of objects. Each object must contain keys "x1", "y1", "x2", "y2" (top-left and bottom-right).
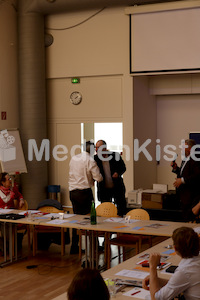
[
  {"x1": 142, "y1": 199, "x2": 163, "y2": 209},
  {"x1": 142, "y1": 190, "x2": 166, "y2": 209}
]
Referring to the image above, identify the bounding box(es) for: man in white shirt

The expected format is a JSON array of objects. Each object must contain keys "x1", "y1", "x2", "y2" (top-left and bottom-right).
[
  {"x1": 69, "y1": 141, "x2": 103, "y2": 254},
  {"x1": 143, "y1": 227, "x2": 200, "y2": 300}
]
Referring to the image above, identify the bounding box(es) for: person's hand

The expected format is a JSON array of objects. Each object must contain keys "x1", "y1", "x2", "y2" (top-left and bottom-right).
[
  {"x1": 170, "y1": 161, "x2": 177, "y2": 168},
  {"x1": 112, "y1": 172, "x2": 119, "y2": 178},
  {"x1": 173, "y1": 178, "x2": 182, "y2": 188},
  {"x1": 149, "y1": 253, "x2": 161, "y2": 269},
  {"x1": 192, "y1": 202, "x2": 200, "y2": 215},
  {"x1": 142, "y1": 275, "x2": 150, "y2": 290},
  {"x1": 19, "y1": 199, "x2": 25, "y2": 208}
]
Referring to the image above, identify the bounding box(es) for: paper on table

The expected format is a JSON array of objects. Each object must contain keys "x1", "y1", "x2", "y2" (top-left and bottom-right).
[
  {"x1": 47, "y1": 219, "x2": 69, "y2": 224},
  {"x1": 0, "y1": 208, "x2": 13, "y2": 214},
  {"x1": 123, "y1": 287, "x2": 150, "y2": 298},
  {"x1": 64, "y1": 214, "x2": 75, "y2": 219},
  {"x1": 162, "y1": 249, "x2": 175, "y2": 255},
  {"x1": 145, "y1": 223, "x2": 167, "y2": 229},
  {"x1": 104, "y1": 218, "x2": 139, "y2": 224},
  {"x1": 104, "y1": 217, "x2": 124, "y2": 223},
  {"x1": 115, "y1": 269, "x2": 149, "y2": 280},
  {"x1": 132, "y1": 226, "x2": 145, "y2": 230}
]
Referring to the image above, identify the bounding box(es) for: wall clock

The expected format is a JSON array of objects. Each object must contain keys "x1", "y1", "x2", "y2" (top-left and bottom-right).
[{"x1": 70, "y1": 91, "x2": 82, "y2": 105}]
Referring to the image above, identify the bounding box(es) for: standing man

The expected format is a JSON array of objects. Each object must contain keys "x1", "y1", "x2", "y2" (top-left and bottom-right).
[
  {"x1": 69, "y1": 141, "x2": 103, "y2": 254},
  {"x1": 94, "y1": 140, "x2": 127, "y2": 217},
  {"x1": 171, "y1": 139, "x2": 200, "y2": 221}
]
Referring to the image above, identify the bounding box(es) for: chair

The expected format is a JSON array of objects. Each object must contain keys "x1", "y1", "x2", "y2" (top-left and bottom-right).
[
  {"x1": 14, "y1": 199, "x2": 28, "y2": 210},
  {"x1": 78, "y1": 202, "x2": 118, "y2": 262},
  {"x1": 96, "y1": 202, "x2": 118, "y2": 218},
  {"x1": 32, "y1": 200, "x2": 69, "y2": 256},
  {"x1": 107, "y1": 208, "x2": 152, "y2": 269}
]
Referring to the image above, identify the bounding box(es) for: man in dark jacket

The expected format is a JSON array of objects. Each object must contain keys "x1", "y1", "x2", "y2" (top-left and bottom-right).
[
  {"x1": 94, "y1": 140, "x2": 127, "y2": 217},
  {"x1": 171, "y1": 139, "x2": 200, "y2": 221}
]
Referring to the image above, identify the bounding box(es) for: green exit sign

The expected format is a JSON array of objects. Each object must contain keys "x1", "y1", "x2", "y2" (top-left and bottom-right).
[{"x1": 71, "y1": 77, "x2": 80, "y2": 84}]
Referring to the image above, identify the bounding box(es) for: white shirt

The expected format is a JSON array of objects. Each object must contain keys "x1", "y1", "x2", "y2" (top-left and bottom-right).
[
  {"x1": 68, "y1": 151, "x2": 103, "y2": 191},
  {"x1": 155, "y1": 255, "x2": 200, "y2": 300}
]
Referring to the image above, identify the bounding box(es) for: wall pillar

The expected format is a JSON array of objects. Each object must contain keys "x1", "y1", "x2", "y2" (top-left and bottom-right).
[{"x1": 18, "y1": 0, "x2": 48, "y2": 208}]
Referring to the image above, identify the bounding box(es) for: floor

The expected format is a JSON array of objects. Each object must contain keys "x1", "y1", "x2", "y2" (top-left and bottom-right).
[{"x1": 0, "y1": 230, "x2": 167, "y2": 300}]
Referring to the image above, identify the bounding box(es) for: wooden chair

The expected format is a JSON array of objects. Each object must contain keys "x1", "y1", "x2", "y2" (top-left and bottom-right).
[
  {"x1": 107, "y1": 208, "x2": 152, "y2": 269},
  {"x1": 14, "y1": 199, "x2": 28, "y2": 210},
  {"x1": 96, "y1": 202, "x2": 118, "y2": 218},
  {"x1": 32, "y1": 206, "x2": 66, "y2": 256},
  {"x1": 78, "y1": 202, "x2": 118, "y2": 262}
]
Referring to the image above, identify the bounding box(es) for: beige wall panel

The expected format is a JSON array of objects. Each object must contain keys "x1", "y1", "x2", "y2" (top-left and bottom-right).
[
  {"x1": 157, "y1": 94, "x2": 200, "y2": 190},
  {"x1": 133, "y1": 76, "x2": 157, "y2": 189},
  {"x1": 191, "y1": 73, "x2": 200, "y2": 94},
  {"x1": 46, "y1": 7, "x2": 128, "y2": 78},
  {"x1": 149, "y1": 74, "x2": 192, "y2": 95},
  {"x1": 47, "y1": 76, "x2": 122, "y2": 120},
  {"x1": 51, "y1": 123, "x2": 82, "y2": 206}
]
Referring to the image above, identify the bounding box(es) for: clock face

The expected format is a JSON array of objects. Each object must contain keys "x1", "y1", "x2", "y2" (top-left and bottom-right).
[{"x1": 70, "y1": 91, "x2": 82, "y2": 105}]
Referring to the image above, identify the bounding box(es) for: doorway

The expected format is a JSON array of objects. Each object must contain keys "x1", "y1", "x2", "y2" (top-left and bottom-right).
[{"x1": 81, "y1": 122, "x2": 123, "y2": 204}]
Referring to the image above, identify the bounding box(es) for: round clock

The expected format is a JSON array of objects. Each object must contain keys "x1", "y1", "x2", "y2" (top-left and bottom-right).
[{"x1": 70, "y1": 91, "x2": 82, "y2": 105}]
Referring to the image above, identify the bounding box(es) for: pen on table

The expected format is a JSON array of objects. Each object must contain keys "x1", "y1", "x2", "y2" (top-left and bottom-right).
[{"x1": 131, "y1": 290, "x2": 141, "y2": 296}]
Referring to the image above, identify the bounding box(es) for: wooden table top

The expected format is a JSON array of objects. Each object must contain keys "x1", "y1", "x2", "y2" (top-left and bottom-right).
[
  {"x1": 53, "y1": 237, "x2": 181, "y2": 300},
  {"x1": 0, "y1": 209, "x2": 198, "y2": 237}
]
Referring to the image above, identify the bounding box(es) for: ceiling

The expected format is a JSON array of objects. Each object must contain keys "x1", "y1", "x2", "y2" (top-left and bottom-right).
[{"x1": 25, "y1": 0, "x2": 184, "y2": 14}]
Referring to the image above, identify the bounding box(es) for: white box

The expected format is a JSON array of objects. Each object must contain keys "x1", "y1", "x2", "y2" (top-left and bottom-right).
[
  {"x1": 128, "y1": 189, "x2": 143, "y2": 205},
  {"x1": 153, "y1": 184, "x2": 168, "y2": 193}
]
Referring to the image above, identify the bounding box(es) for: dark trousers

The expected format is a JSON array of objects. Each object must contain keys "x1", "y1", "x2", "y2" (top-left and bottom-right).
[
  {"x1": 70, "y1": 188, "x2": 93, "y2": 247},
  {"x1": 98, "y1": 186, "x2": 127, "y2": 217}
]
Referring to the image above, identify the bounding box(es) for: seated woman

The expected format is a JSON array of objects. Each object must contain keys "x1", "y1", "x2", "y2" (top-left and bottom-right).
[
  {"x1": 68, "y1": 268, "x2": 110, "y2": 300},
  {"x1": 0, "y1": 172, "x2": 25, "y2": 253},
  {"x1": 0, "y1": 172, "x2": 24, "y2": 209}
]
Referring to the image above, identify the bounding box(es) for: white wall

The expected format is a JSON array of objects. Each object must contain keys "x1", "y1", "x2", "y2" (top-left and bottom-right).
[
  {"x1": 45, "y1": 7, "x2": 133, "y2": 205},
  {"x1": 157, "y1": 94, "x2": 200, "y2": 190},
  {"x1": 150, "y1": 73, "x2": 200, "y2": 190}
]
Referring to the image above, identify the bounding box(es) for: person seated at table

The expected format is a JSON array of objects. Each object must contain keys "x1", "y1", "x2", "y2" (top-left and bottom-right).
[
  {"x1": 67, "y1": 268, "x2": 110, "y2": 300},
  {"x1": 0, "y1": 172, "x2": 25, "y2": 252},
  {"x1": 142, "y1": 227, "x2": 200, "y2": 300},
  {"x1": 0, "y1": 172, "x2": 24, "y2": 209}
]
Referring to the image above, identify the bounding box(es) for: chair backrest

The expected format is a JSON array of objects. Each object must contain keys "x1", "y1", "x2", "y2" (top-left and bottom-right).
[
  {"x1": 38, "y1": 206, "x2": 64, "y2": 213},
  {"x1": 14, "y1": 199, "x2": 28, "y2": 210},
  {"x1": 37, "y1": 199, "x2": 63, "y2": 210},
  {"x1": 96, "y1": 202, "x2": 118, "y2": 217},
  {"x1": 126, "y1": 208, "x2": 150, "y2": 220}
]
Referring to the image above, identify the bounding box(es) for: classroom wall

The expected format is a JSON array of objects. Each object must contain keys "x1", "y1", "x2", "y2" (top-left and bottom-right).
[
  {"x1": 0, "y1": 1, "x2": 19, "y2": 130},
  {"x1": 2, "y1": 0, "x2": 200, "y2": 207},
  {"x1": 45, "y1": 7, "x2": 133, "y2": 205}
]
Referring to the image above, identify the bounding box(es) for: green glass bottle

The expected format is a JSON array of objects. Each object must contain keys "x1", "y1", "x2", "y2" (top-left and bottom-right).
[{"x1": 90, "y1": 200, "x2": 97, "y2": 225}]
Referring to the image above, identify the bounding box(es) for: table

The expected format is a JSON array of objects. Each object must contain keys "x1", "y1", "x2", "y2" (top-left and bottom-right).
[
  {"x1": 0, "y1": 210, "x2": 198, "y2": 267},
  {"x1": 52, "y1": 237, "x2": 181, "y2": 300}
]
